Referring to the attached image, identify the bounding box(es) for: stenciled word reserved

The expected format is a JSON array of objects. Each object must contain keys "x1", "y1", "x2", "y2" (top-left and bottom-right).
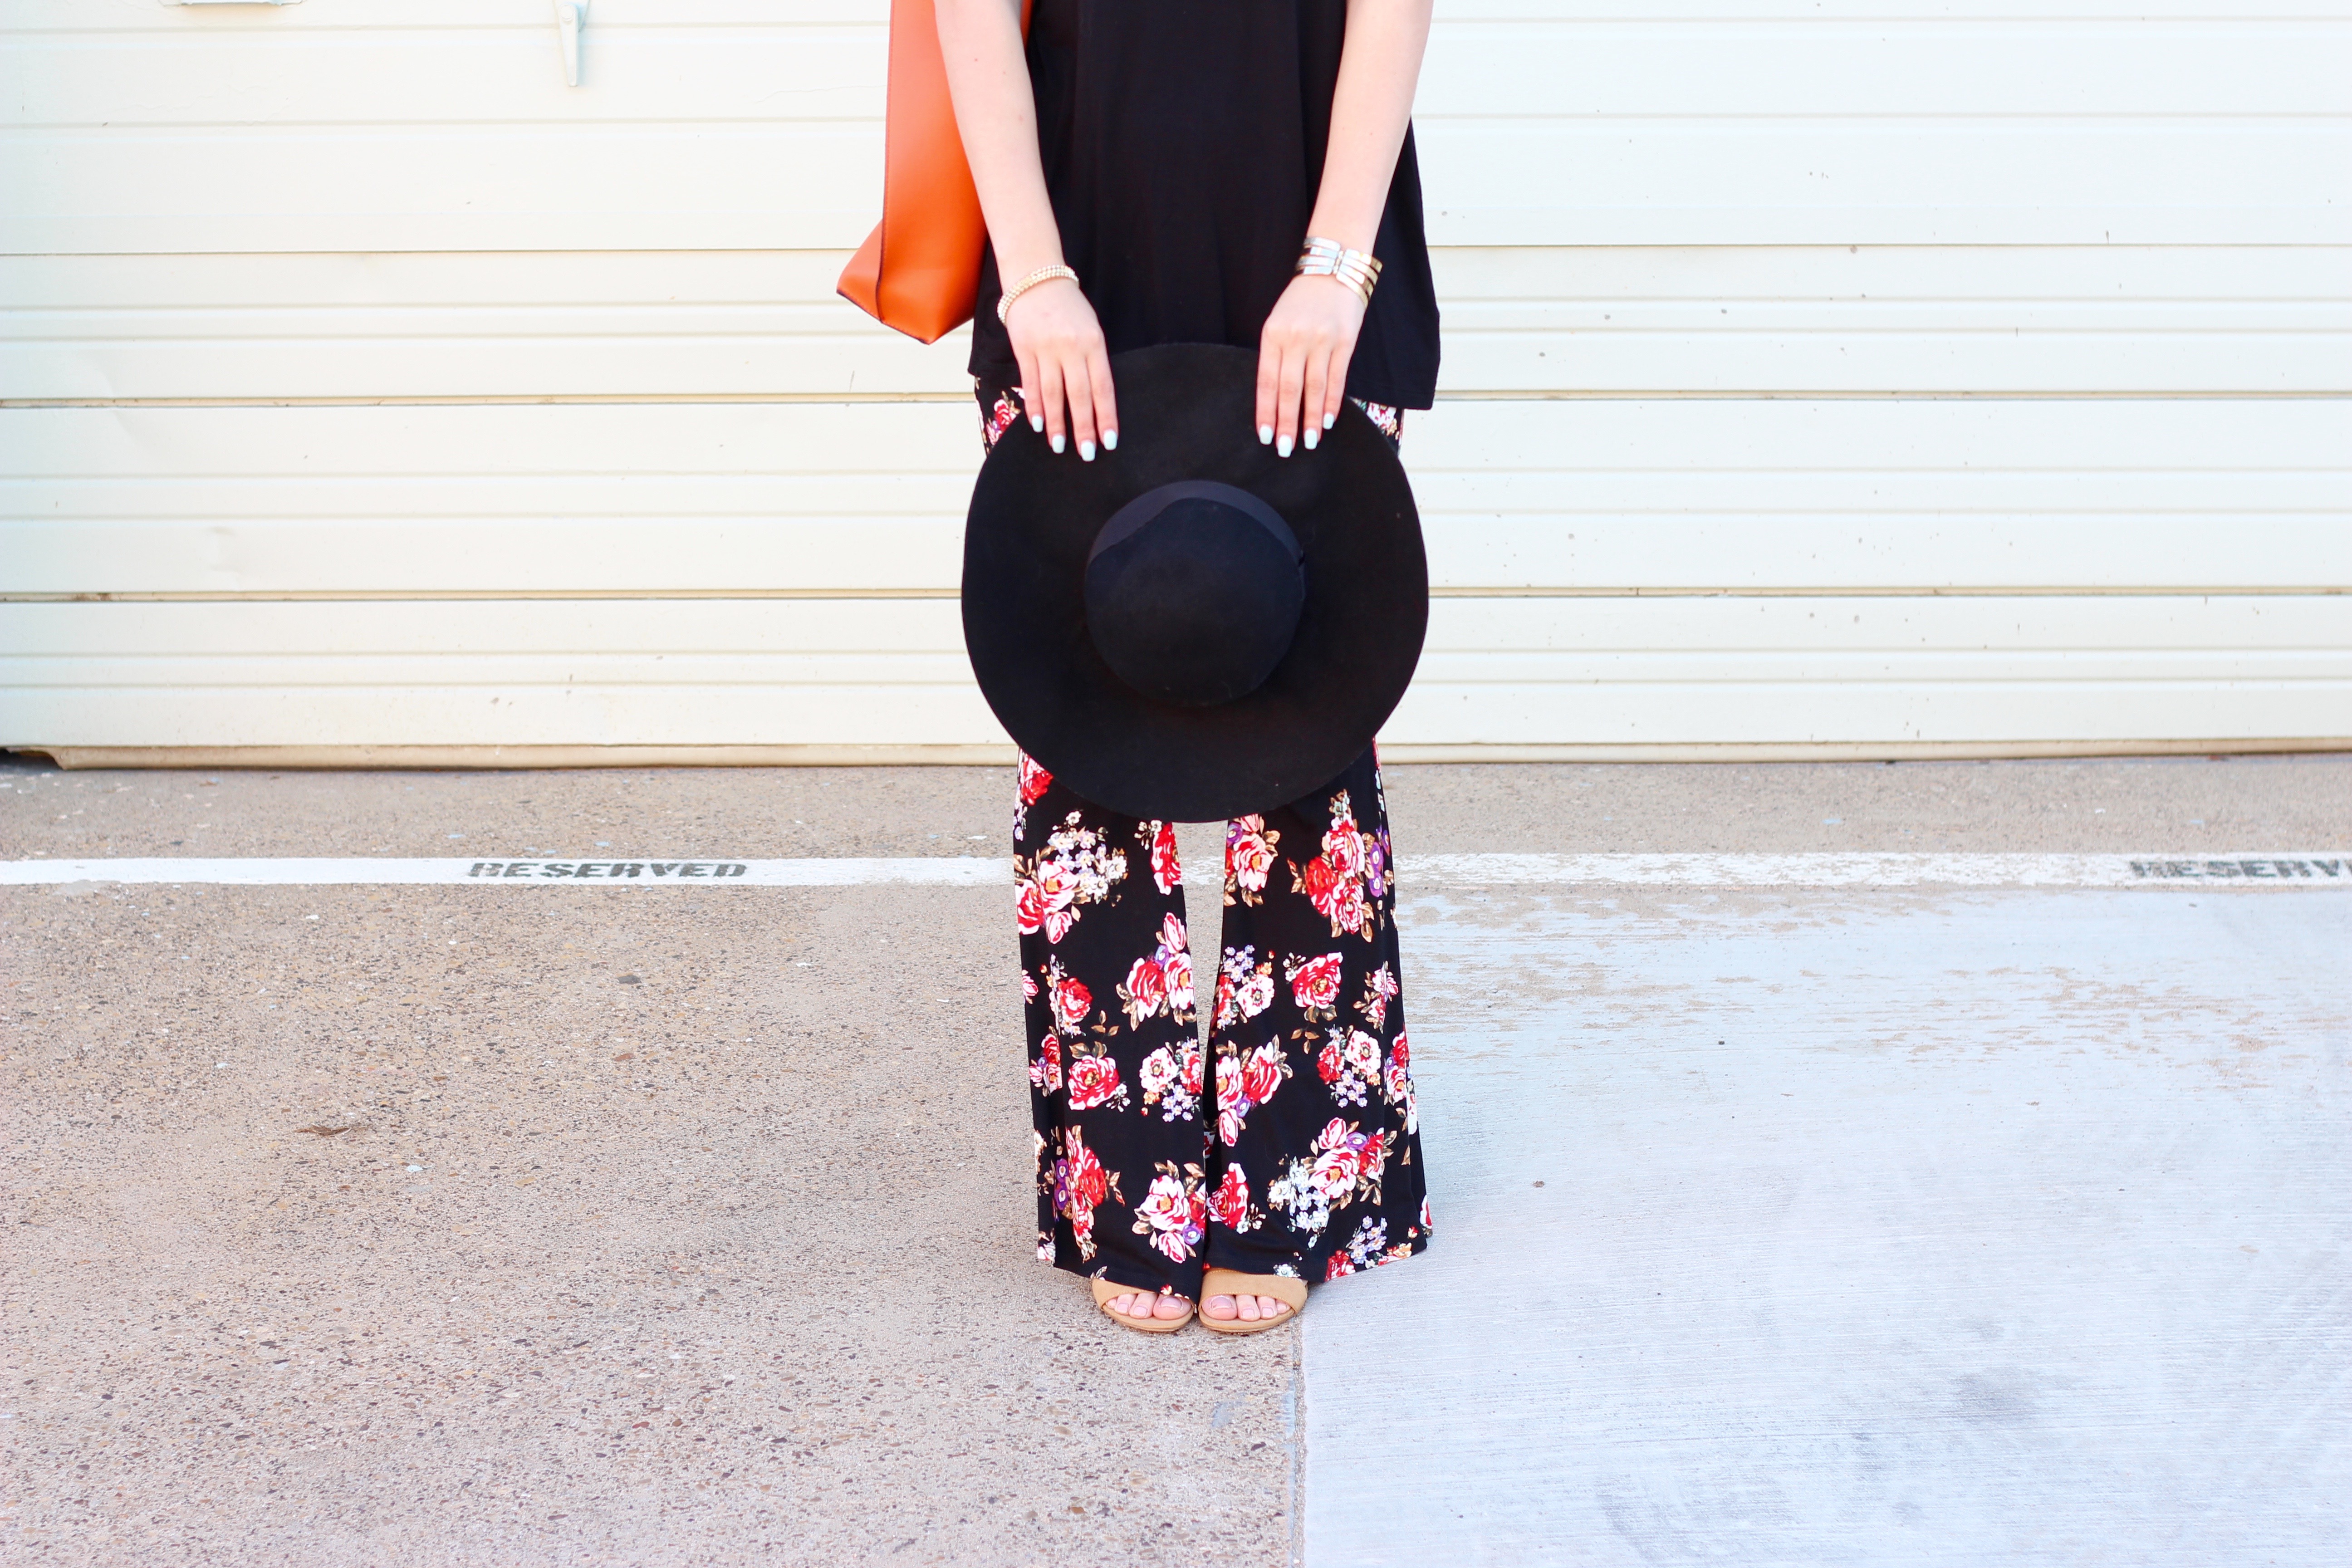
[
  {"x1": 2129, "y1": 858, "x2": 2346, "y2": 880},
  {"x1": 467, "y1": 860, "x2": 748, "y2": 880}
]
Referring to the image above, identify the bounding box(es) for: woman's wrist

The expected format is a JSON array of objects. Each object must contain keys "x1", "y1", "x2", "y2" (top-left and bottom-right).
[
  {"x1": 997, "y1": 264, "x2": 1081, "y2": 325},
  {"x1": 1295, "y1": 237, "x2": 1380, "y2": 305}
]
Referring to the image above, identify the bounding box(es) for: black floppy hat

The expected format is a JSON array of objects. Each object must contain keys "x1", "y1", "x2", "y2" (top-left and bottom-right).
[{"x1": 962, "y1": 342, "x2": 1427, "y2": 822}]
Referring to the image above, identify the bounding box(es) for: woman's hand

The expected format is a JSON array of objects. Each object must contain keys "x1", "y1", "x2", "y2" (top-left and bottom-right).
[
  {"x1": 1255, "y1": 273, "x2": 1367, "y2": 457},
  {"x1": 1007, "y1": 277, "x2": 1119, "y2": 461}
]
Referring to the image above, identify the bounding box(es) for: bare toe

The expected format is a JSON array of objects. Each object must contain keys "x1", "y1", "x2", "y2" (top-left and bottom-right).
[
  {"x1": 1203, "y1": 1294, "x2": 1238, "y2": 1321},
  {"x1": 1153, "y1": 1293, "x2": 1191, "y2": 1321},
  {"x1": 1259, "y1": 1295, "x2": 1291, "y2": 1320}
]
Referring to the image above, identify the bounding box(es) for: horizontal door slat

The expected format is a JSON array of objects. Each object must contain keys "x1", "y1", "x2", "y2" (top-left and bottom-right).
[
  {"x1": 5, "y1": 401, "x2": 2344, "y2": 594},
  {"x1": 5, "y1": 597, "x2": 2343, "y2": 749},
  {"x1": 5, "y1": 247, "x2": 2346, "y2": 400}
]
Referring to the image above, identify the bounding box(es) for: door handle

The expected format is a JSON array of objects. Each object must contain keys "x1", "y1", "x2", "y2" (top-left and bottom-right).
[{"x1": 554, "y1": 0, "x2": 587, "y2": 87}]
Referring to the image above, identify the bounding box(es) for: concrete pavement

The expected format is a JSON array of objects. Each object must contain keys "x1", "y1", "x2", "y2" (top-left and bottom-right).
[{"x1": 5, "y1": 755, "x2": 2347, "y2": 1565}]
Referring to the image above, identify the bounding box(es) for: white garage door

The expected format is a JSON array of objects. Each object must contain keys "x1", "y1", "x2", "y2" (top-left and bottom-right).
[{"x1": 3, "y1": 0, "x2": 2347, "y2": 765}]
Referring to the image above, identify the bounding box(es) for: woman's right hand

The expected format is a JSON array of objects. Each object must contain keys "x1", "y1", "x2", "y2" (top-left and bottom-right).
[{"x1": 1005, "y1": 277, "x2": 1119, "y2": 461}]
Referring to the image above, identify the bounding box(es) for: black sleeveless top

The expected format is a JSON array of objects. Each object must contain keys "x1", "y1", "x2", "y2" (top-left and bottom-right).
[{"x1": 966, "y1": 0, "x2": 1441, "y2": 410}]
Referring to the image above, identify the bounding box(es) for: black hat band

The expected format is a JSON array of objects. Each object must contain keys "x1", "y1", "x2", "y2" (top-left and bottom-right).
[{"x1": 1083, "y1": 480, "x2": 1307, "y2": 710}]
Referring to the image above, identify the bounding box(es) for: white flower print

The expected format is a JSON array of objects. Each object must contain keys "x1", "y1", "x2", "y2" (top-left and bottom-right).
[
  {"x1": 1324, "y1": 1215, "x2": 1392, "y2": 1281},
  {"x1": 1137, "y1": 1042, "x2": 1201, "y2": 1123},
  {"x1": 1132, "y1": 1162, "x2": 1209, "y2": 1263},
  {"x1": 1215, "y1": 945, "x2": 1275, "y2": 1032},
  {"x1": 1014, "y1": 812, "x2": 1128, "y2": 944}
]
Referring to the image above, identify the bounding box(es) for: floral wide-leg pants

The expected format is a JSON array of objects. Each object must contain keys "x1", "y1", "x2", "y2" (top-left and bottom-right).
[
  {"x1": 980, "y1": 375, "x2": 1429, "y2": 1300},
  {"x1": 1014, "y1": 750, "x2": 1431, "y2": 1299}
]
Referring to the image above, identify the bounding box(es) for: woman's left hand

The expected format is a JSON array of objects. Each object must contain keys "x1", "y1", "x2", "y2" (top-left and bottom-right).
[{"x1": 1255, "y1": 273, "x2": 1367, "y2": 457}]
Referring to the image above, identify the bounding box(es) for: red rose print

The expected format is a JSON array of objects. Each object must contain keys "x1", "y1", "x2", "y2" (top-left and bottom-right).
[
  {"x1": 1014, "y1": 875, "x2": 1048, "y2": 936},
  {"x1": 1240, "y1": 1042, "x2": 1284, "y2": 1107},
  {"x1": 1122, "y1": 954, "x2": 1168, "y2": 1024},
  {"x1": 1289, "y1": 952, "x2": 1344, "y2": 1014},
  {"x1": 1215, "y1": 1052, "x2": 1243, "y2": 1114},
  {"x1": 1322, "y1": 876, "x2": 1366, "y2": 937},
  {"x1": 1317, "y1": 1038, "x2": 1343, "y2": 1083},
  {"x1": 1050, "y1": 970, "x2": 1092, "y2": 1034},
  {"x1": 1323, "y1": 823, "x2": 1365, "y2": 881},
  {"x1": 1179, "y1": 1041, "x2": 1204, "y2": 1095},
  {"x1": 1208, "y1": 1166, "x2": 1256, "y2": 1232},
  {"x1": 1030, "y1": 1034, "x2": 1063, "y2": 1094},
  {"x1": 1225, "y1": 816, "x2": 1280, "y2": 903},
  {"x1": 1033, "y1": 863, "x2": 1080, "y2": 944},
  {"x1": 1163, "y1": 948, "x2": 1195, "y2": 1015},
  {"x1": 1018, "y1": 753, "x2": 1053, "y2": 806},
  {"x1": 1066, "y1": 1054, "x2": 1124, "y2": 1111},
  {"x1": 1146, "y1": 820, "x2": 1180, "y2": 894},
  {"x1": 1298, "y1": 855, "x2": 1338, "y2": 906}
]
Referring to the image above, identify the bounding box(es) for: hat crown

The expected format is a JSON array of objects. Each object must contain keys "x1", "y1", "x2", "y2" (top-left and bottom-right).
[{"x1": 1083, "y1": 481, "x2": 1305, "y2": 710}]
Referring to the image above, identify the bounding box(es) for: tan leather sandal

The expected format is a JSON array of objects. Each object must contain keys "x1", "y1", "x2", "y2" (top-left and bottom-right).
[
  {"x1": 1197, "y1": 1269, "x2": 1308, "y2": 1336},
  {"x1": 1092, "y1": 1279, "x2": 1193, "y2": 1334}
]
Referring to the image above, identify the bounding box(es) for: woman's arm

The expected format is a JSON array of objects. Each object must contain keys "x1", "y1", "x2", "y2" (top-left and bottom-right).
[
  {"x1": 1258, "y1": 0, "x2": 1434, "y2": 456},
  {"x1": 935, "y1": 0, "x2": 1117, "y2": 459}
]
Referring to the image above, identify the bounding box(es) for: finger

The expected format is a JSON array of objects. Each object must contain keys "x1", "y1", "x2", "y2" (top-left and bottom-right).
[
  {"x1": 1035, "y1": 354, "x2": 1068, "y2": 455},
  {"x1": 1300, "y1": 346, "x2": 1331, "y2": 452},
  {"x1": 1254, "y1": 337, "x2": 1281, "y2": 447},
  {"x1": 1013, "y1": 346, "x2": 1044, "y2": 434},
  {"x1": 1087, "y1": 344, "x2": 1120, "y2": 452},
  {"x1": 1323, "y1": 339, "x2": 1356, "y2": 434},
  {"x1": 1063, "y1": 352, "x2": 1100, "y2": 461},
  {"x1": 1274, "y1": 342, "x2": 1308, "y2": 457}
]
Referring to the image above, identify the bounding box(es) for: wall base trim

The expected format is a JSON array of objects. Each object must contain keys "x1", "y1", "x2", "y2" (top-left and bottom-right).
[{"x1": 12, "y1": 739, "x2": 2349, "y2": 771}]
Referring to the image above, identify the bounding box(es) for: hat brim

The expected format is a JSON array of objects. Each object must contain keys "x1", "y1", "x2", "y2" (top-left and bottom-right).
[{"x1": 963, "y1": 343, "x2": 1428, "y2": 822}]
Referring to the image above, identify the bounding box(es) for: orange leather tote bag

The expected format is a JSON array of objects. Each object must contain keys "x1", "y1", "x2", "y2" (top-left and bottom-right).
[{"x1": 837, "y1": 0, "x2": 1032, "y2": 344}]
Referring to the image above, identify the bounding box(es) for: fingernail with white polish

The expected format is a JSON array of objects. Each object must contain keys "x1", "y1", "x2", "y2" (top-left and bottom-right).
[
  {"x1": 1259, "y1": 424, "x2": 1274, "y2": 445},
  {"x1": 1102, "y1": 430, "x2": 1118, "y2": 451},
  {"x1": 1303, "y1": 429, "x2": 1318, "y2": 451},
  {"x1": 1030, "y1": 415, "x2": 1044, "y2": 433},
  {"x1": 1078, "y1": 439, "x2": 1096, "y2": 462},
  {"x1": 1276, "y1": 433, "x2": 1294, "y2": 458},
  {"x1": 1050, "y1": 433, "x2": 1065, "y2": 455},
  {"x1": 1323, "y1": 412, "x2": 1337, "y2": 430}
]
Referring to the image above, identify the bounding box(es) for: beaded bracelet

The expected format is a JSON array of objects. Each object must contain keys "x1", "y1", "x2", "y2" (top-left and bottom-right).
[
  {"x1": 995, "y1": 264, "x2": 1081, "y2": 326},
  {"x1": 1295, "y1": 237, "x2": 1382, "y2": 304}
]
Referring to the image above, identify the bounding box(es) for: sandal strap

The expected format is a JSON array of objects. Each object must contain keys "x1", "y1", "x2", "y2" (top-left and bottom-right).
[{"x1": 1200, "y1": 1269, "x2": 1308, "y2": 1312}]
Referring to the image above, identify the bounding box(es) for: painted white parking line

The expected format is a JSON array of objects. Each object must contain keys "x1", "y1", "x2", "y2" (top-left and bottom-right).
[
  {"x1": 4, "y1": 852, "x2": 2347, "y2": 888},
  {"x1": 1305, "y1": 887, "x2": 2352, "y2": 1565}
]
